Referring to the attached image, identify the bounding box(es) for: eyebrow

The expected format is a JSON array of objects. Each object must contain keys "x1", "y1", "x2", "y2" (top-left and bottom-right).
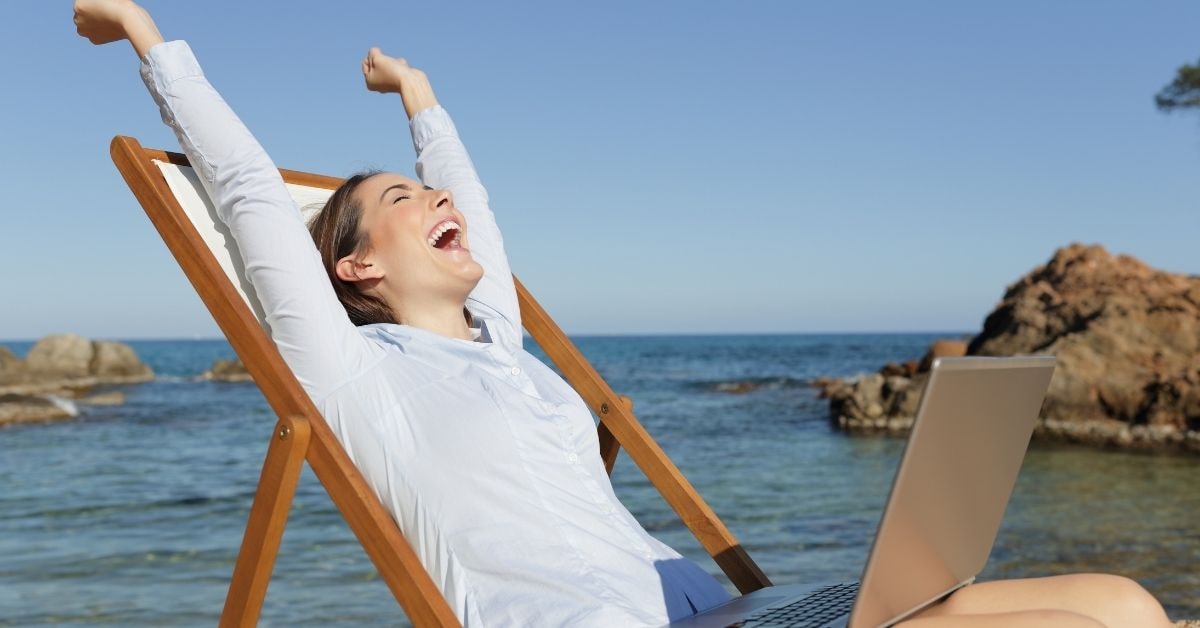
[
  {"x1": 379, "y1": 183, "x2": 412, "y2": 203},
  {"x1": 378, "y1": 183, "x2": 436, "y2": 203}
]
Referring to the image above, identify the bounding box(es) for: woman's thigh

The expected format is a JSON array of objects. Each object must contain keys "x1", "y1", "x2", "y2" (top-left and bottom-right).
[
  {"x1": 898, "y1": 609, "x2": 1104, "y2": 628},
  {"x1": 904, "y1": 573, "x2": 1172, "y2": 628}
]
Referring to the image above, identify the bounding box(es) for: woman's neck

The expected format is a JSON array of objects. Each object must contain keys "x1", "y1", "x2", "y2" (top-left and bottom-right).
[{"x1": 397, "y1": 302, "x2": 474, "y2": 341}]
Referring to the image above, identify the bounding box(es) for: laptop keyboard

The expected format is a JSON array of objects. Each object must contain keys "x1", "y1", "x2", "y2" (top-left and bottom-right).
[{"x1": 729, "y1": 582, "x2": 859, "y2": 628}]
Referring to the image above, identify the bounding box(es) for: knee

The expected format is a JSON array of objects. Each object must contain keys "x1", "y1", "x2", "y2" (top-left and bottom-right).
[{"x1": 1073, "y1": 573, "x2": 1171, "y2": 627}]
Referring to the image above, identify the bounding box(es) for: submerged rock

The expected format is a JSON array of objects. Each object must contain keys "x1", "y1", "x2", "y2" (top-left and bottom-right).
[
  {"x1": 821, "y1": 244, "x2": 1200, "y2": 452},
  {"x1": 713, "y1": 381, "x2": 761, "y2": 394},
  {"x1": 0, "y1": 393, "x2": 77, "y2": 425},
  {"x1": 201, "y1": 358, "x2": 252, "y2": 383},
  {"x1": 77, "y1": 391, "x2": 125, "y2": 406}
]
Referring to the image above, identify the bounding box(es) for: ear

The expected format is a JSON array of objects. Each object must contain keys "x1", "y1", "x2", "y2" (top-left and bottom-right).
[{"x1": 335, "y1": 254, "x2": 385, "y2": 283}]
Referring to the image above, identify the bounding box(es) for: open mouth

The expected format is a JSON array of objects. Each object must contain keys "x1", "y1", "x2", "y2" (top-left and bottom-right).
[{"x1": 427, "y1": 219, "x2": 463, "y2": 250}]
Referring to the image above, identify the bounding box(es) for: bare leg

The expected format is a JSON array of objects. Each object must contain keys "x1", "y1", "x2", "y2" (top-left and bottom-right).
[
  {"x1": 899, "y1": 609, "x2": 1104, "y2": 628},
  {"x1": 905, "y1": 574, "x2": 1173, "y2": 628}
]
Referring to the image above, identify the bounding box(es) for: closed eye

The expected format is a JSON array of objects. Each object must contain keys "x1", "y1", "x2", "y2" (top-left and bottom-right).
[{"x1": 379, "y1": 182, "x2": 416, "y2": 204}]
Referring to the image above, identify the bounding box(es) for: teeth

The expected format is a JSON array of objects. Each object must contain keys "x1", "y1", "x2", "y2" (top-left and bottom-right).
[{"x1": 427, "y1": 220, "x2": 461, "y2": 247}]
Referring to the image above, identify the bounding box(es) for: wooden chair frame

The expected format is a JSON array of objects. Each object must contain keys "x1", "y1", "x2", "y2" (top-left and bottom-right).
[{"x1": 110, "y1": 136, "x2": 770, "y2": 627}]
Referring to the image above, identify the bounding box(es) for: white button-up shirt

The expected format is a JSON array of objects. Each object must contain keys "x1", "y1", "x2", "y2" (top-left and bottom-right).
[{"x1": 141, "y1": 41, "x2": 730, "y2": 626}]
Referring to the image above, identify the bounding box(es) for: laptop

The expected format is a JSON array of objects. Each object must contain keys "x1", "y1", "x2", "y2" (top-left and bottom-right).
[{"x1": 669, "y1": 355, "x2": 1056, "y2": 628}]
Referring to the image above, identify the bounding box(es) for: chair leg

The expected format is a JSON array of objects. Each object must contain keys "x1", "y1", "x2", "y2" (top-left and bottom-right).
[{"x1": 220, "y1": 415, "x2": 311, "y2": 627}]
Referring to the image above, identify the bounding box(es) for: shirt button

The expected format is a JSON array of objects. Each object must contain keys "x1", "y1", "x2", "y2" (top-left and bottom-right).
[
  {"x1": 510, "y1": 366, "x2": 521, "y2": 376},
  {"x1": 566, "y1": 453, "x2": 580, "y2": 464}
]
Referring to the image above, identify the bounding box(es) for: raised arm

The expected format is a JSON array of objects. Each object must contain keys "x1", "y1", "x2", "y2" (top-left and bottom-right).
[
  {"x1": 362, "y1": 50, "x2": 522, "y2": 342},
  {"x1": 75, "y1": 0, "x2": 379, "y2": 401},
  {"x1": 74, "y1": 0, "x2": 161, "y2": 57}
]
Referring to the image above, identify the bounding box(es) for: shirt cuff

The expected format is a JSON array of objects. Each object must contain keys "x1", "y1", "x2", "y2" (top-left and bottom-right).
[
  {"x1": 410, "y1": 105, "x2": 459, "y2": 154},
  {"x1": 139, "y1": 40, "x2": 203, "y2": 96}
]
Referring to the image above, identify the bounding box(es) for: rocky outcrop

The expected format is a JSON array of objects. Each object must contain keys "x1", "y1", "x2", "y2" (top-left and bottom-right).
[
  {"x1": 821, "y1": 372, "x2": 924, "y2": 432},
  {"x1": 0, "y1": 393, "x2": 76, "y2": 424},
  {"x1": 24, "y1": 334, "x2": 95, "y2": 379},
  {"x1": 970, "y1": 244, "x2": 1200, "y2": 435},
  {"x1": 918, "y1": 340, "x2": 967, "y2": 372},
  {"x1": 819, "y1": 339, "x2": 965, "y2": 433},
  {"x1": 0, "y1": 335, "x2": 153, "y2": 427},
  {"x1": 1, "y1": 334, "x2": 154, "y2": 393},
  {"x1": 200, "y1": 358, "x2": 252, "y2": 383},
  {"x1": 821, "y1": 244, "x2": 1200, "y2": 452},
  {"x1": 91, "y1": 341, "x2": 152, "y2": 379}
]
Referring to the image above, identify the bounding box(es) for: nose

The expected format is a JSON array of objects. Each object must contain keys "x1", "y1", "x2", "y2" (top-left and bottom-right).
[{"x1": 430, "y1": 188, "x2": 452, "y2": 211}]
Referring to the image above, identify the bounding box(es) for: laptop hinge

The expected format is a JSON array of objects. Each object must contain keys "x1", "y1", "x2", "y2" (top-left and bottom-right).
[{"x1": 882, "y1": 577, "x2": 976, "y2": 627}]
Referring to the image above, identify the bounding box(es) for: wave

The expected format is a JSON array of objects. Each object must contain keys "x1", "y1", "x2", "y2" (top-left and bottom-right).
[
  {"x1": 41, "y1": 394, "x2": 79, "y2": 417},
  {"x1": 153, "y1": 375, "x2": 194, "y2": 384},
  {"x1": 1, "y1": 490, "x2": 258, "y2": 522}
]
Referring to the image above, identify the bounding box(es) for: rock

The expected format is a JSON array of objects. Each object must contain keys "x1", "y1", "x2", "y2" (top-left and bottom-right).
[
  {"x1": 917, "y1": 340, "x2": 967, "y2": 373},
  {"x1": 0, "y1": 336, "x2": 151, "y2": 424},
  {"x1": 201, "y1": 358, "x2": 253, "y2": 383},
  {"x1": 91, "y1": 341, "x2": 153, "y2": 379},
  {"x1": 25, "y1": 334, "x2": 93, "y2": 379},
  {"x1": 0, "y1": 393, "x2": 77, "y2": 426},
  {"x1": 885, "y1": 376, "x2": 923, "y2": 418},
  {"x1": 713, "y1": 381, "x2": 760, "y2": 394},
  {"x1": 812, "y1": 377, "x2": 845, "y2": 399},
  {"x1": 4, "y1": 335, "x2": 153, "y2": 392},
  {"x1": 78, "y1": 391, "x2": 125, "y2": 406},
  {"x1": 879, "y1": 361, "x2": 919, "y2": 378},
  {"x1": 969, "y1": 244, "x2": 1200, "y2": 444},
  {"x1": 827, "y1": 371, "x2": 928, "y2": 433},
  {"x1": 822, "y1": 244, "x2": 1200, "y2": 451},
  {"x1": 826, "y1": 337, "x2": 961, "y2": 433},
  {"x1": 0, "y1": 346, "x2": 26, "y2": 385}
]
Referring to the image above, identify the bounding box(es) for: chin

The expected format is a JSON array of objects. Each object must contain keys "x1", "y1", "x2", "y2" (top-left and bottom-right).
[{"x1": 464, "y1": 264, "x2": 485, "y2": 288}]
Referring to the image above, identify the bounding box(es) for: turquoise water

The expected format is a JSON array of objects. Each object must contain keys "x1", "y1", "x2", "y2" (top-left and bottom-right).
[{"x1": 1, "y1": 334, "x2": 1196, "y2": 625}]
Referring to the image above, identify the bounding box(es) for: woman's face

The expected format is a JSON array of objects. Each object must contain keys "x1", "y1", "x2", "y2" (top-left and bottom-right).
[{"x1": 347, "y1": 172, "x2": 484, "y2": 307}]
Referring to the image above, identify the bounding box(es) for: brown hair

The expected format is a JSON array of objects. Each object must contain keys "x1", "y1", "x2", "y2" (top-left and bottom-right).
[
  {"x1": 308, "y1": 171, "x2": 397, "y2": 326},
  {"x1": 308, "y1": 172, "x2": 474, "y2": 329}
]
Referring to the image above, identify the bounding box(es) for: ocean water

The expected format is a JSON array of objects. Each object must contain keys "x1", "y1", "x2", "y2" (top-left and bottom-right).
[{"x1": 1, "y1": 334, "x2": 1196, "y2": 625}]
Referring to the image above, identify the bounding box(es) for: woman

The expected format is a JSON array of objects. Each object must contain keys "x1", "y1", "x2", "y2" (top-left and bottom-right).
[{"x1": 74, "y1": 1, "x2": 1174, "y2": 626}]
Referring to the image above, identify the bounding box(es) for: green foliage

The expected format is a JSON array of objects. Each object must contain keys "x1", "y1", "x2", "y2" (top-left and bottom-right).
[{"x1": 1156, "y1": 59, "x2": 1200, "y2": 112}]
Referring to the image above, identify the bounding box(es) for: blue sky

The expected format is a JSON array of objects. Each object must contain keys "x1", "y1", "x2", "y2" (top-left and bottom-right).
[{"x1": 1, "y1": 1, "x2": 1197, "y2": 339}]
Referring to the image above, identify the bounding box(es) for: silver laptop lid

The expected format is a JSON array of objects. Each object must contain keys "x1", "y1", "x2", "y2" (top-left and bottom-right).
[{"x1": 849, "y1": 356, "x2": 1055, "y2": 628}]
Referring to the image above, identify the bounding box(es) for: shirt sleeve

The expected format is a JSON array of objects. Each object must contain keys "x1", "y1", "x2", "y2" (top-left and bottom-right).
[
  {"x1": 410, "y1": 107, "x2": 522, "y2": 347},
  {"x1": 140, "y1": 40, "x2": 380, "y2": 401}
]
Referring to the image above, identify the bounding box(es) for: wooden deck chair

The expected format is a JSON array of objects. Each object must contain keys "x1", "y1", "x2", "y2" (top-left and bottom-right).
[{"x1": 110, "y1": 136, "x2": 772, "y2": 627}]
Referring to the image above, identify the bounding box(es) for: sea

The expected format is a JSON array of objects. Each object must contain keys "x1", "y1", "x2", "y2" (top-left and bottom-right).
[{"x1": 1, "y1": 334, "x2": 1197, "y2": 626}]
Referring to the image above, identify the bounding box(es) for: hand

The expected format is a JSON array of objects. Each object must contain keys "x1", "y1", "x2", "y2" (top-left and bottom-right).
[
  {"x1": 73, "y1": 0, "x2": 163, "y2": 57},
  {"x1": 362, "y1": 47, "x2": 439, "y2": 119},
  {"x1": 362, "y1": 47, "x2": 426, "y2": 94},
  {"x1": 73, "y1": 0, "x2": 138, "y2": 45}
]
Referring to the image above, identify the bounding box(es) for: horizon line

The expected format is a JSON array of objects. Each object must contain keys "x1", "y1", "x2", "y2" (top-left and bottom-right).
[{"x1": 0, "y1": 329, "x2": 976, "y2": 345}]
